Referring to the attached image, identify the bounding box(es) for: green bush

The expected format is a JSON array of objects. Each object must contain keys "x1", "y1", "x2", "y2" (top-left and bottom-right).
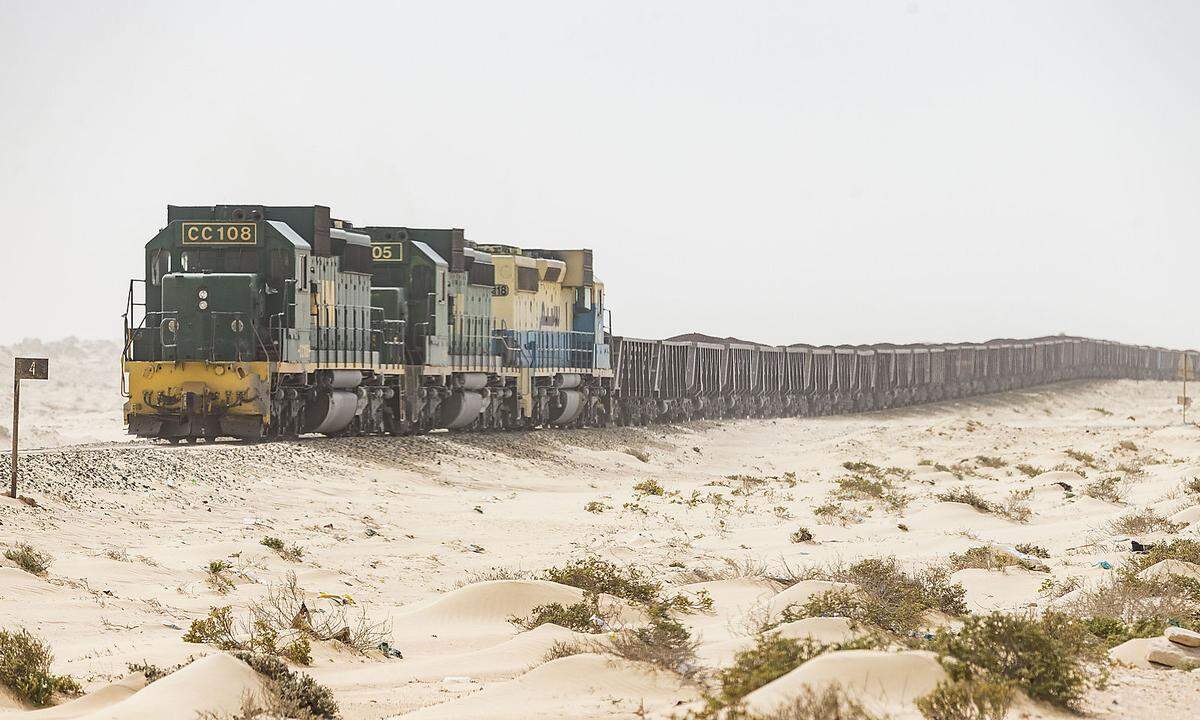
[
  {"x1": 509, "y1": 597, "x2": 606, "y2": 633},
  {"x1": 1125, "y1": 538, "x2": 1200, "y2": 573},
  {"x1": 0, "y1": 628, "x2": 81, "y2": 707},
  {"x1": 781, "y1": 558, "x2": 966, "y2": 636},
  {"x1": 607, "y1": 611, "x2": 698, "y2": 676},
  {"x1": 633, "y1": 478, "x2": 664, "y2": 496},
  {"x1": 543, "y1": 557, "x2": 659, "y2": 603},
  {"x1": 1083, "y1": 476, "x2": 1125, "y2": 503},
  {"x1": 1106, "y1": 509, "x2": 1184, "y2": 535},
  {"x1": 4, "y1": 543, "x2": 51, "y2": 575},
  {"x1": 1082, "y1": 616, "x2": 1182, "y2": 648},
  {"x1": 540, "y1": 556, "x2": 711, "y2": 613},
  {"x1": 935, "y1": 488, "x2": 995, "y2": 514},
  {"x1": 232, "y1": 651, "x2": 338, "y2": 719},
  {"x1": 916, "y1": 679, "x2": 1012, "y2": 720},
  {"x1": 931, "y1": 612, "x2": 1105, "y2": 709}
]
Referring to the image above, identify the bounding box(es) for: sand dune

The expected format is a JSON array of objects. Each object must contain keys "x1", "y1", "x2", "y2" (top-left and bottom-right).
[
  {"x1": 0, "y1": 655, "x2": 263, "y2": 720},
  {"x1": 399, "y1": 654, "x2": 695, "y2": 719},
  {"x1": 741, "y1": 649, "x2": 947, "y2": 718}
]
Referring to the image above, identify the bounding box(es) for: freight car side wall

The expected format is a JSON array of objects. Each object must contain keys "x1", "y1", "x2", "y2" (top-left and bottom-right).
[{"x1": 609, "y1": 336, "x2": 1197, "y2": 424}]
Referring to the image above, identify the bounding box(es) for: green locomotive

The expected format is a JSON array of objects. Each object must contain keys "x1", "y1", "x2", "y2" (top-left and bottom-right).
[{"x1": 122, "y1": 205, "x2": 613, "y2": 441}]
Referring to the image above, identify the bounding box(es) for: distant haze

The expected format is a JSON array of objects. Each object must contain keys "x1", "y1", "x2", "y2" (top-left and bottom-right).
[{"x1": 0, "y1": 1, "x2": 1195, "y2": 348}]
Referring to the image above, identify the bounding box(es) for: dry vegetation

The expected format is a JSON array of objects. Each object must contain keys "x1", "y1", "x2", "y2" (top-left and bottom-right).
[
  {"x1": 4, "y1": 543, "x2": 52, "y2": 575},
  {"x1": 0, "y1": 628, "x2": 81, "y2": 706},
  {"x1": 183, "y1": 572, "x2": 390, "y2": 664},
  {"x1": 775, "y1": 557, "x2": 966, "y2": 637}
]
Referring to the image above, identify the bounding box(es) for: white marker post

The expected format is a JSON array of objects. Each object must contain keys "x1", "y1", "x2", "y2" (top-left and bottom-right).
[{"x1": 11, "y1": 357, "x2": 49, "y2": 499}]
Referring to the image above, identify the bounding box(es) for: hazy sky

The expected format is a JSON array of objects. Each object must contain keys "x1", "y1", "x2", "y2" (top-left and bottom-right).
[{"x1": 1, "y1": 1, "x2": 1196, "y2": 348}]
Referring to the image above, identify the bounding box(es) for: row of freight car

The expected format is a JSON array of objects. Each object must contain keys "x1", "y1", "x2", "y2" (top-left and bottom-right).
[{"x1": 610, "y1": 334, "x2": 1196, "y2": 424}]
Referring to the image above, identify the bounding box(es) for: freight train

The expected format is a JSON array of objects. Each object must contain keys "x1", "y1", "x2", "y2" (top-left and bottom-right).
[{"x1": 121, "y1": 204, "x2": 1196, "y2": 442}]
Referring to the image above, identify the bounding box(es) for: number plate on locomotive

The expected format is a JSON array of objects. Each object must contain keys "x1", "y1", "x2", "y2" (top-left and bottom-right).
[
  {"x1": 371, "y1": 243, "x2": 403, "y2": 262},
  {"x1": 182, "y1": 222, "x2": 257, "y2": 244}
]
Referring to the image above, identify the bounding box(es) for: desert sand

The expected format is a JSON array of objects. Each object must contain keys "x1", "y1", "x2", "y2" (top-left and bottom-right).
[{"x1": 1, "y1": 339, "x2": 1199, "y2": 719}]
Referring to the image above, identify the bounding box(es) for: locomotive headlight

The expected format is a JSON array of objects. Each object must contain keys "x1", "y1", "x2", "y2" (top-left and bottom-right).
[
  {"x1": 231, "y1": 319, "x2": 244, "y2": 333},
  {"x1": 198, "y1": 289, "x2": 209, "y2": 300},
  {"x1": 198, "y1": 300, "x2": 209, "y2": 310}
]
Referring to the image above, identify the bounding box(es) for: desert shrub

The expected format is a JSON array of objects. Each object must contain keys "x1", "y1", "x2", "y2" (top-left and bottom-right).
[
  {"x1": 249, "y1": 573, "x2": 389, "y2": 654},
  {"x1": 974, "y1": 456, "x2": 1007, "y2": 469},
  {"x1": 930, "y1": 611, "x2": 1105, "y2": 709},
  {"x1": 781, "y1": 558, "x2": 965, "y2": 635},
  {"x1": 607, "y1": 611, "x2": 698, "y2": 676},
  {"x1": 183, "y1": 606, "x2": 242, "y2": 649},
  {"x1": 833, "y1": 473, "x2": 909, "y2": 512},
  {"x1": 1115, "y1": 461, "x2": 1146, "y2": 477},
  {"x1": 510, "y1": 597, "x2": 607, "y2": 633},
  {"x1": 623, "y1": 447, "x2": 650, "y2": 463},
  {"x1": 1083, "y1": 476, "x2": 1125, "y2": 503},
  {"x1": 186, "y1": 575, "x2": 387, "y2": 661},
  {"x1": 1038, "y1": 576, "x2": 1083, "y2": 600},
  {"x1": 996, "y1": 489, "x2": 1033, "y2": 523},
  {"x1": 1064, "y1": 572, "x2": 1200, "y2": 627},
  {"x1": 584, "y1": 500, "x2": 610, "y2": 513},
  {"x1": 916, "y1": 678, "x2": 1012, "y2": 720},
  {"x1": 205, "y1": 559, "x2": 236, "y2": 593},
  {"x1": 541, "y1": 556, "x2": 711, "y2": 613},
  {"x1": 1106, "y1": 508, "x2": 1184, "y2": 535},
  {"x1": 1125, "y1": 538, "x2": 1200, "y2": 572},
  {"x1": 260, "y1": 537, "x2": 304, "y2": 561},
  {"x1": 812, "y1": 500, "x2": 866, "y2": 526},
  {"x1": 789, "y1": 527, "x2": 814, "y2": 543},
  {"x1": 1184, "y1": 476, "x2": 1200, "y2": 495},
  {"x1": 834, "y1": 474, "x2": 888, "y2": 499},
  {"x1": 543, "y1": 557, "x2": 659, "y2": 603},
  {"x1": 126, "y1": 658, "x2": 195, "y2": 683},
  {"x1": 935, "y1": 488, "x2": 995, "y2": 514},
  {"x1": 1014, "y1": 463, "x2": 1044, "y2": 478},
  {"x1": 0, "y1": 628, "x2": 81, "y2": 706},
  {"x1": 948, "y1": 546, "x2": 1046, "y2": 573},
  {"x1": 542, "y1": 639, "x2": 588, "y2": 662},
  {"x1": 1063, "y1": 539, "x2": 1200, "y2": 627},
  {"x1": 633, "y1": 478, "x2": 664, "y2": 496},
  {"x1": 1081, "y1": 616, "x2": 1190, "y2": 648},
  {"x1": 1014, "y1": 543, "x2": 1050, "y2": 559},
  {"x1": 4, "y1": 543, "x2": 51, "y2": 575},
  {"x1": 1064, "y1": 449, "x2": 1098, "y2": 468},
  {"x1": 231, "y1": 651, "x2": 338, "y2": 719}
]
